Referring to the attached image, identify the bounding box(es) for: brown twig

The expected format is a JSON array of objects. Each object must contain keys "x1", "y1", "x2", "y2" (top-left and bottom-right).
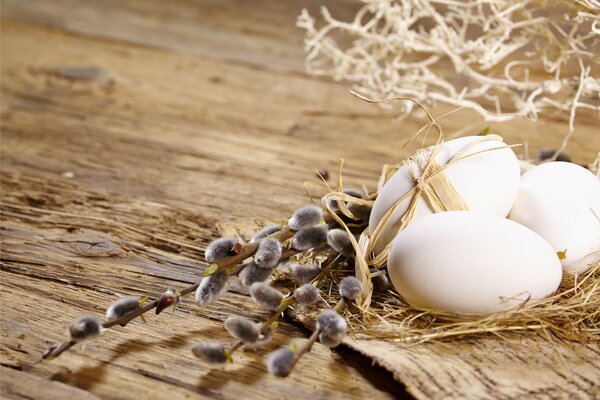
[
  {"x1": 41, "y1": 340, "x2": 77, "y2": 360},
  {"x1": 41, "y1": 228, "x2": 308, "y2": 360},
  {"x1": 42, "y1": 284, "x2": 201, "y2": 360}
]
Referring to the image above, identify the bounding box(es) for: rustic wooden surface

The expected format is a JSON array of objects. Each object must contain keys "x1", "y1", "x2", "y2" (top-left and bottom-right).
[{"x1": 1, "y1": 1, "x2": 599, "y2": 399}]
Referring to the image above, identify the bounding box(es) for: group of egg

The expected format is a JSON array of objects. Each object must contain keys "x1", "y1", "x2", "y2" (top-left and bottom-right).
[{"x1": 368, "y1": 136, "x2": 600, "y2": 315}]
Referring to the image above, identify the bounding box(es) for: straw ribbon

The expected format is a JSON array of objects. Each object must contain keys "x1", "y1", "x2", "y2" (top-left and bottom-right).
[{"x1": 366, "y1": 135, "x2": 509, "y2": 272}]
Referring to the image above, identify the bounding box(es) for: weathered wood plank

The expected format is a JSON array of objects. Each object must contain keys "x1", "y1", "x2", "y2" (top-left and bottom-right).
[
  {"x1": 343, "y1": 336, "x2": 600, "y2": 400},
  {"x1": 0, "y1": 0, "x2": 363, "y2": 72},
  {"x1": 0, "y1": 174, "x2": 406, "y2": 399},
  {"x1": 1, "y1": 0, "x2": 599, "y2": 398},
  {"x1": 1, "y1": 17, "x2": 598, "y2": 174},
  {"x1": 1, "y1": 366, "x2": 102, "y2": 400}
]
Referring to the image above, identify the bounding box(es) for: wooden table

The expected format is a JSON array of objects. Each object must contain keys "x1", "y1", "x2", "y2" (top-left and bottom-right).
[{"x1": 1, "y1": 1, "x2": 598, "y2": 399}]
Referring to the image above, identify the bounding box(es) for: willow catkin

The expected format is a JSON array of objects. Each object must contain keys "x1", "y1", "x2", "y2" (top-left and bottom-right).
[
  {"x1": 327, "y1": 229, "x2": 354, "y2": 257},
  {"x1": 370, "y1": 269, "x2": 391, "y2": 292},
  {"x1": 251, "y1": 225, "x2": 282, "y2": 242},
  {"x1": 289, "y1": 263, "x2": 321, "y2": 284},
  {"x1": 205, "y1": 237, "x2": 240, "y2": 263},
  {"x1": 254, "y1": 238, "x2": 282, "y2": 269},
  {"x1": 250, "y1": 282, "x2": 283, "y2": 311},
  {"x1": 224, "y1": 316, "x2": 260, "y2": 344},
  {"x1": 317, "y1": 309, "x2": 347, "y2": 347},
  {"x1": 191, "y1": 342, "x2": 228, "y2": 364},
  {"x1": 327, "y1": 188, "x2": 362, "y2": 210},
  {"x1": 239, "y1": 262, "x2": 273, "y2": 287},
  {"x1": 195, "y1": 272, "x2": 229, "y2": 306},
  {"x1": 288, "y1": 205, "x2": 323, "y2": 230},
  {"x1": 106, "y1": 296, "x2": 140, "y2": 321},
  {"x1": 317, "y1": 310, "x2": 347, "y2": 337},
  {"x1": 67, "y1": 314, "x2": 102, "y2": 342},
  {"x1": 291, "y1": 225, "x2": 328, "y2": 250},
  {"x1": 339, "y1": 277, "x2": 363, "y2": 300},
  {"x1": 267, "y1": 347, "x2": 295, "y2": 377},
  {"x1": 294, "y1": 284, "x2": 319, "y2": 306}
]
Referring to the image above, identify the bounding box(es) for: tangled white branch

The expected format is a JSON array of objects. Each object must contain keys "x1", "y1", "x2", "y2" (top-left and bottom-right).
[{"x1": 298, "y1": 0, "x2": 600, "y2": 151}]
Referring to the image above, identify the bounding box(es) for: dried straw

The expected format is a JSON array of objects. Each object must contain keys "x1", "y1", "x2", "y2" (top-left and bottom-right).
[
  {"x1": 354, "y1": 261, "x2": 600, "y2": 344},
  {"x1": 306, "y1": 100, "x2": 599, "y2": 345}
]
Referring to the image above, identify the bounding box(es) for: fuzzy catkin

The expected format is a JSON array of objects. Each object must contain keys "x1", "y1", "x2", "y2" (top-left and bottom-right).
[
  {"x1": 371, "y1": 269, "x2": 391, "y2": 292},
  {"x1": 243, "y1": 327, "x2": 274, "y2": 351},
  {"x1": 288, "y1": 204, "x2": 323, "y2": 230},
  {"x1": 327, "y1": 229, "x2": 354, "y2": 257},
  {"x1": 267, "y1": 347, "x2": 295, "y2": 377},
  {"x1": 251, "y1": 225, "x2": 281, "y2": 242},
  {"x1": 204, "y1": 237, "x2": 240, "y2": 263},
  {"x1": 289, "y1": 263, "x2": 321, "y2": 284},
  {"x1": 319, "y1": 330, "x2": 344, "y2": 348},
  {"x1": 339, "y1": 277, "x2": 363, "y2": 300},
  {"x1": 328, "y1": 188, "x2": 362, "y2": 209},
  {"x1": 256, "y1": 328, "x2": 273, "y2": 346},
  {"x1": 195, "y1": 271, "x2": 229, "y2": 306},
  {"x1": 254, "y1": 238, "x2": 282, "y2": 269},
  {"x1": 317, "y1": 309, "x2": 347, "y2": 337},
  {"x1": 224, "y1": 316, "x2": 260, "y2": 343},
  {"x1": 294, "y1": 284, "x2": 319, "y2": 306},
  {"x1": 250, "y1": 282, "x2": 283, "y2": 311},
  {"x1": 106, "y1": 296, "x2": 140, "y2": 321},
  {"x1": 291, "y1": 225, "x2": 328, "y2": 251},
  {"x1": 239, "y1": 262, "x2": 273, "y2": 287},
  {"x1": 347, "y1": 202, "x2": 371, "y2": 221},
  {"x1": 191, "y1": 342, "x2": 228, "y2": 364},
  {"x1": 68, "y1": 314, "x2": 102, "y2": 342}
]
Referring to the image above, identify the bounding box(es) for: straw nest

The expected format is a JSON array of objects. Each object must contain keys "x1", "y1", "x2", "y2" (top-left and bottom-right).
[
  {"x1": 297, "y1": 110, "x2": 599, "y2": 345},
  {"x1": 343, "y1": 262, "x2": 599, "y2": 344}
]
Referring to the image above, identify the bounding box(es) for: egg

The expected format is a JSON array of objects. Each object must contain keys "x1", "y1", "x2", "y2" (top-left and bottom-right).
[
  {"x1": 388, "y1": 211, "x2": 562, "y2": 315},
  {"x1": 508, "y1": 162, "x2": 600, "y2": 274},
  {"x1": 369, "y1": 135, "x2": 520, "y2": 254}
]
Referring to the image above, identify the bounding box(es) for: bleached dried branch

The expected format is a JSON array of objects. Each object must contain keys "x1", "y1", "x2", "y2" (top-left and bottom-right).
[{"x1": 298, "y1": 0, "x2": 600, "y2": 152}]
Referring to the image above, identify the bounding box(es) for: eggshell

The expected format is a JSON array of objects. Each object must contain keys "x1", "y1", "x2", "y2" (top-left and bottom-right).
[
  {"x1": 508, "y1": 162, "x2": 600, "y2": 274},
  {"x1": 388, "y1": 211, "x2": 562, "y2": 315},
  {"x1": 369, "y1": 136, "x2": 520, "y2": 253}
]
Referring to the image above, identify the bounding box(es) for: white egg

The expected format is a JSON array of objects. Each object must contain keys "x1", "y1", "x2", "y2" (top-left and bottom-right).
[
  {"x1": 508, "y1": 162, "x2": 600, "y2": 274},
  {"x1": 388, "y1": 211, "x2": 562, "y2": 315},
  {"x1": 369, "y1": 136, "x2": 520, "y2": 254}
]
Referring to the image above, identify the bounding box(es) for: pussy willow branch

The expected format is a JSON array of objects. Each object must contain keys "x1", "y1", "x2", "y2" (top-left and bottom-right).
[
  {"x1": 41, "y1": 226, "x2": 318, "y2": 360},
  {"x1": 214, "y1": 228, "x2": 295, "y2": 273},
  {"x1": 225, "y1": 253, "x2": 342, "y2": 358},
  {"x1": 42, "y1": 274, "x2": 202, "y2": 360},
  {"x1": 213, "y1": 213, "x2": 336, "y2": 274},
  {"x1": 286, "y1": 296, "x2": 349, "y2": 372}
]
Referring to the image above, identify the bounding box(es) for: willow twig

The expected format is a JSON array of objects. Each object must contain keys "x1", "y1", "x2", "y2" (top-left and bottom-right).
[
  {"x1": 41, "y1": 228, "x2": 318, "y2": 360},
  {"x1": 225, "y1": 253, "x2": 342, "y2": 358},
  {"x1": 287, "y1": 297, "x2": 348, "y2": 372}
]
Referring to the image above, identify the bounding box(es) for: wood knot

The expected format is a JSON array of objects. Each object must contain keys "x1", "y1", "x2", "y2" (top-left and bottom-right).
[{"x1": 49, "y1": 229, "x2": 122, "y2": 257}]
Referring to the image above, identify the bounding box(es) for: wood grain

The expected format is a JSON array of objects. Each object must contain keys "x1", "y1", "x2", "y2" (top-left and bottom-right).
[
  {"x1": 0, "y1": 172, "x2": 407, "y2": 399},
  {"x1": 1, "y1": 0, "x2": 598, "y2": 399}
]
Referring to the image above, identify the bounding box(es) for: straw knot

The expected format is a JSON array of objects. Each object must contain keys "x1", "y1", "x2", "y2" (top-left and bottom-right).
[{"x1": 414, "y1": 178, "x2": 425, "y2": 193}]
